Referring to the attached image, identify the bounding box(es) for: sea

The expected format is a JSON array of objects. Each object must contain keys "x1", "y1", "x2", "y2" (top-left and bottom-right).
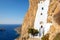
[{"x1": 0, "y1": 24, "x2": 21, "y2": 40}]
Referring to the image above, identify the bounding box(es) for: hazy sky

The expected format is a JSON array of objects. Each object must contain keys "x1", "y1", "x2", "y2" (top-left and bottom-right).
[{"x1": 0, "y1": 0, "x2": 29, "y2": 24}]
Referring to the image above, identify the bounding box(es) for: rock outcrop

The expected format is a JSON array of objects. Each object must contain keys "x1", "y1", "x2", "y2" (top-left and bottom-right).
[
  {"x1": 16, "y1": 0, "x2": 60, "y2": 40},
  {"x1": 16, "y1": 0, "x2": 39, "y2": 40},
  {"x1": 48, "y1": 0, "x2": 60, "y2": 40}
]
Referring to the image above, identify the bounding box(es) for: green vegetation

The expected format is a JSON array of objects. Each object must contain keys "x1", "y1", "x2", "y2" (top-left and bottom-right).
[{"x1": 28, "y1": 28, "x2": 39, "y2": 36}]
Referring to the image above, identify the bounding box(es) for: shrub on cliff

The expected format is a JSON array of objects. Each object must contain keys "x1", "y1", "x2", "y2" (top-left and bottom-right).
[{"x1": 28, "y1": 28, "x2": 39, "y2": 36}]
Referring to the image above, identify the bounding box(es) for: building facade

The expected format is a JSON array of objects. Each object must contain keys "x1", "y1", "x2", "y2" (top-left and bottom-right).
[{"x1": 34, "y1": 0, "x2": 52, "y2": 37}]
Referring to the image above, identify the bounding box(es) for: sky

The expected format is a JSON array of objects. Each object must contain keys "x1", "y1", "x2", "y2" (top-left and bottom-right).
[{"x1": 0, "y1": 0, "x2": 29, "y2": 24}]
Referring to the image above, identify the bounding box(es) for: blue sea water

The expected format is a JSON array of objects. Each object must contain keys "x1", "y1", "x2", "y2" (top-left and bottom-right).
[{"x1": 0, "y1": 24, "x2": 20, "y2": 40}]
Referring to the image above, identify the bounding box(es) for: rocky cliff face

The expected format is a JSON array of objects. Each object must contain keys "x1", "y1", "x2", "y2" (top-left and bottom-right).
[
  {"x1": 16, "y1": 0, "x2": 39, "y2": 40},
  {"x1": 16, "y1": 0, "x2": 60, "y2": 40},
  {"x1": 48, "y1": 0, "x2": 60, "y2": 40}
]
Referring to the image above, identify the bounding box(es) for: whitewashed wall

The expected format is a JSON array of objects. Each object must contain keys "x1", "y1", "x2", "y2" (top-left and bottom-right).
[{"x1": 34, "y1": 0, "x2": 51, "y2": 37}]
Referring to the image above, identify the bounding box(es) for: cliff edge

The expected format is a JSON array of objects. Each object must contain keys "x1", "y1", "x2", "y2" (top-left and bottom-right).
[{"x1": 16, "y1": 0, "x2": 60, "y2": 40}]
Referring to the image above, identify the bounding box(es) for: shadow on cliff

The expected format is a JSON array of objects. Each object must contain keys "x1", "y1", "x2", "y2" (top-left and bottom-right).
[{"x1": 53, "y1": 11, "x2": 60, "y2": 25}]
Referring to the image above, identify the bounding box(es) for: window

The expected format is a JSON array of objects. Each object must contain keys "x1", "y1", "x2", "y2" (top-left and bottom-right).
[
  {"x1": 41, "y1": 25, "x2": 43, "y2": 28},
  {"x1": 42, "y1": 7, "x2": 44, "y2": 10},
  {"x1": 41, "y1": 13, "x2": 43, "y2": 15}
]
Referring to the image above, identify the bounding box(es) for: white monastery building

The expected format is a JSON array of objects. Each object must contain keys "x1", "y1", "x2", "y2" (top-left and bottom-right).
[{"x1": 34, "y1": 0, "x2": 52, "y2": 37}]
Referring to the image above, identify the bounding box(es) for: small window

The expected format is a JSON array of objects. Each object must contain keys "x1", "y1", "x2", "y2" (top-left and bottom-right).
[
  {"x1": 42, "y1": 7, "x2": 44, "y2": 10},
  {"x1": 41, "y1": 13, "x2": 43, "y2": 15},
  {"x1": 41, "y1": 25, "x2": 43, "y2": 28}
]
